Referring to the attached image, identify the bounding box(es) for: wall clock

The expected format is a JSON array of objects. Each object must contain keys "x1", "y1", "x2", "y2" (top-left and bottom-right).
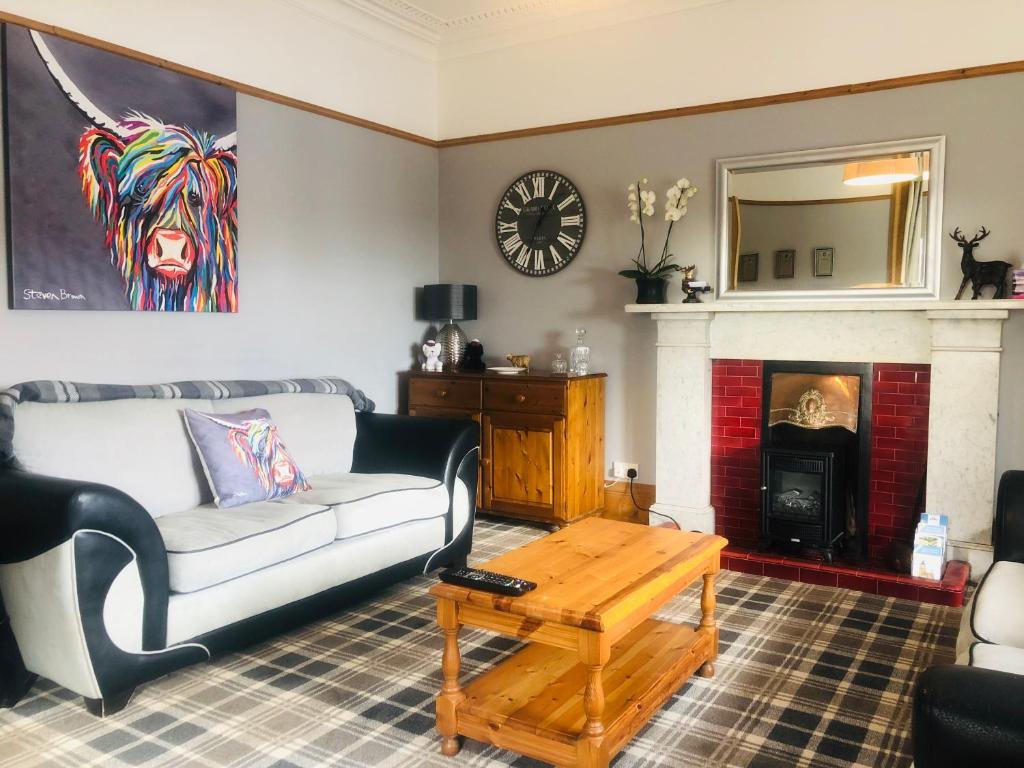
[{"x1": 495, "y1": 170, "x2": 585, "y2": 276}]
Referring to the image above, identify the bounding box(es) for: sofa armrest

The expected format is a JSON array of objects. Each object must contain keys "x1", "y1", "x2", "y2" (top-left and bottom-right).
[
  {"x1": 994, "y1": 470, "x2": 1024, "y2": 564},
  {"x1": 913, "y1": 664, "x2": 1024, "y2": 768},
  {"x1": 352, "y1": 412, "x2": 478, "y2": 487},
  {"x1": 352, "y1": 413, "x2": 479, "y2": 547},
  {"x1": 0, "y1": 470, "x2": 169, "y2": 650}
]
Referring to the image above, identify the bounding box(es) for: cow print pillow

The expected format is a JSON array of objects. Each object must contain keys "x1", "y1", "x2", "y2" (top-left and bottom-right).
[{"x1": 184, "y1": 408, "x2": 310, "y2": 508}]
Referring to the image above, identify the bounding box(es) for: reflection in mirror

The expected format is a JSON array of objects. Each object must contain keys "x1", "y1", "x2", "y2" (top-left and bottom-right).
[{"x1": 717, "y1": 138, "x2": 944, "y2": 300}]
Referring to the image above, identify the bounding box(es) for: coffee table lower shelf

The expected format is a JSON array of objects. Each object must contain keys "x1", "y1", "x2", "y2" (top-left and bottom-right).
[{"x1": 454, "y1": 618, "x2": 713, "y2": 767}]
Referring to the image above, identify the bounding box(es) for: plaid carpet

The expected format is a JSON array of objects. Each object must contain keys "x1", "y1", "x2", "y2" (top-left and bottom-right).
[{"x1": 0, "y1": 519, "x2": 958, "y2": 768}]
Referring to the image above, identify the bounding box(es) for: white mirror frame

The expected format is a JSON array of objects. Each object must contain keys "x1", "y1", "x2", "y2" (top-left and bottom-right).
[{"x1": 715, "y1": 136, "x2": 945, "y2": 301}]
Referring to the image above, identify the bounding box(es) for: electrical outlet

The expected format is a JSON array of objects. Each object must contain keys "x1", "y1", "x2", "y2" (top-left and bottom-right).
[{"x1": 611, "y1": 462, "x2": 639, "y2": 480}]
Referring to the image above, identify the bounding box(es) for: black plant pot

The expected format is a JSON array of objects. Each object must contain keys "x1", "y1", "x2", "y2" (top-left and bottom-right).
[{"x1": 634, "y1": 277, "x2": 668, "y2": 304}]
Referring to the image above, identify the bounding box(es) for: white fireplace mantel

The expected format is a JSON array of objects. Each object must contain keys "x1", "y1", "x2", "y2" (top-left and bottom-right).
[{"x1": 626, "y1": 299, "x2": 1024, "y2": 575}]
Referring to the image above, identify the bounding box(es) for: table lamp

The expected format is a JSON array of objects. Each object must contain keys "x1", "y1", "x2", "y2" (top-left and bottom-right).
[{"x1": 423, "y1": 283, "x2": 477, "y2": 369}]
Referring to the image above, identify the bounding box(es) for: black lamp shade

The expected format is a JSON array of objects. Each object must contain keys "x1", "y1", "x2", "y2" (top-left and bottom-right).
[{"x1": 423, "y1": 284, "x2": 477, "y2": 321}]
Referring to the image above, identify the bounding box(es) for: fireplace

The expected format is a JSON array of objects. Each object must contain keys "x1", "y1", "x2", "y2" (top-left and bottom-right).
[
  {"x1": 762, "y1": 448, "x2": 844, "y2": 560},
  {"x1": 758, "y1": 362, "x2": 872, "y2": 560},
  {"x1": 628, "y1": 300, "x2": 1018, "y2": 597}
]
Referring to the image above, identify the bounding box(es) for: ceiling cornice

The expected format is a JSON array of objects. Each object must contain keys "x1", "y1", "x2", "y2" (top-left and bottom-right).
[{"x1": 318, "y1": 0, "x2": 731, "y2": 61}]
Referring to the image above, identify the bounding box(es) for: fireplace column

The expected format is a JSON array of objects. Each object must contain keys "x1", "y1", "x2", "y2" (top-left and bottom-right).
[
  {"x1": 926, "y1": 308, "x2": 1009, "y2": 573},
  {"x1": 652, "y1": 313, "x2": 715, "y2": 531}
]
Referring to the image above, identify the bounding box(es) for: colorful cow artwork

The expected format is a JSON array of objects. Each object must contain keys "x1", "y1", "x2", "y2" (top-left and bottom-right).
[
  {"x1": 3, "y1": 24, "x2": 238, "y2": 312},
  {"x1": 78, "y1": 115, "x2": 238, "y2": 311}
]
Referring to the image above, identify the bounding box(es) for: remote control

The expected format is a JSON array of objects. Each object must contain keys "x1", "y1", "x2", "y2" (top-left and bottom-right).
[{"x1": 439, "y1": 567, "x2": 537, "y2": 596}]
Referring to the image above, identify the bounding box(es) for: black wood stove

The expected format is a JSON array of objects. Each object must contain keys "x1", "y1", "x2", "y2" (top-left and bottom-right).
[{"x1": 760, "y1": 361, "x2": 872, "y2": 562}]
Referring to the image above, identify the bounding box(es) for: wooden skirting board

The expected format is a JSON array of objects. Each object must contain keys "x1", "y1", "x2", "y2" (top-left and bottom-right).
[
  {"x1": 602, "y1": 480, "x2": 655, "y2": 526},
  {"x1": 4, "y1": 9, "x2": 1024, "y2": 149}
]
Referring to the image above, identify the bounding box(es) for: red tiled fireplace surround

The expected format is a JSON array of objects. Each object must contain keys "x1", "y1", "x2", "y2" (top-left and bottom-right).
[{"x1": 710, "y1": 358, "x2": 964, "y2": 606}]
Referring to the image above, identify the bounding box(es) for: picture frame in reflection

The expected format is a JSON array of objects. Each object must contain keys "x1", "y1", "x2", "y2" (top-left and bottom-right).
[
  {"x1": 774, "y1": 249, "x2": 795, "y2": 279},
  {"x1": 738, "y1": 252, "x2": 759, "y2": 282},
  {"x1": 813, "y1": 247, "x2": 835, "y2": 277}
]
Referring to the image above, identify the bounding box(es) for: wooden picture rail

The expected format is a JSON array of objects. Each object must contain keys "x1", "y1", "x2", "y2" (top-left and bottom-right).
[
  {"x1": 0, "y1": 10, "x2": 436, "y2": 147},
  {"x1": 5, "y1": 9, "x2": 1024, "y2": 149},
  {"x1": 738, "y1": 195, "x2": 891, "y2": 207}
]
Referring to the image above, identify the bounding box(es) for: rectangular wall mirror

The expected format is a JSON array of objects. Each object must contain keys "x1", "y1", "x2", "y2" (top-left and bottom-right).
[{"x1": 716, "y1": 136, "x2": 945, "y2": 300}]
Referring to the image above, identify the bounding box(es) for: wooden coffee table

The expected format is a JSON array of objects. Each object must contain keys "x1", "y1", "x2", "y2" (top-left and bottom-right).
[{"x1": 429, "y1": 517, "x2": 727, "y2": 768}]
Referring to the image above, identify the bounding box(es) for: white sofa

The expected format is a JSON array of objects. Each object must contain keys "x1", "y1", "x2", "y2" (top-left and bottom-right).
[{"x1": 0, "y1": 378, "x2": 478, "y2": 715}]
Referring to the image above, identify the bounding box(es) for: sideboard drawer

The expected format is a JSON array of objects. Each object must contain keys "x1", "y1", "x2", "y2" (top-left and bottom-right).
[
  {"x1": 483, "y1": 380, "x2": 566, "y2": 415},
  {"x1": 408, "y1": 378, "x2": 481, "y2": 410}
]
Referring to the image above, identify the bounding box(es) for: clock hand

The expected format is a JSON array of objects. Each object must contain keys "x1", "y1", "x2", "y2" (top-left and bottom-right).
[{"x1": 527, "y1": 203, "x2": 555, "y2": 247}]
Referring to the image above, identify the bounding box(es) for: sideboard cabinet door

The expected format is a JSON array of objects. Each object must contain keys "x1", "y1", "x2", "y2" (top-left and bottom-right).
[{"x1": 482, "y1": 412, "x2": 565, "y2": 525}]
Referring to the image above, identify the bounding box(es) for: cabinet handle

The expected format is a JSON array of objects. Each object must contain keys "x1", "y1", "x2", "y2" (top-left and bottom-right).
[
  {"x1": 437, "y1": 389, "x2": 449, "y2": 399},
  {"x1": 515, "y1": 393, "x2": 527, "y2": 404}
]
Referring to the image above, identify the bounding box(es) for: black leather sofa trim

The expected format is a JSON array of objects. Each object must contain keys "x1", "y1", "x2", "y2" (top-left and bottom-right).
[
  {"x1": 74, "y1": 532, "x2": 209, "y2": 701},
  {"x1": 994, "y1": 470, "x2": 1024, "y2": 562},
  {"x1": 352, "y1": 413, "x2": 479, "y2": 544},
  {"x1": 0, "y1": 595, "x2": 35, "y2": 708},
  {"x1": 185, "y1": 549, "x2": 455, "y2": 657},
  {"x1": 913, "y1": 665, "x2": 1024, "y2": 767},
  {"x1": 0, "y1": 471, "x2": 170, "y2": 650}
]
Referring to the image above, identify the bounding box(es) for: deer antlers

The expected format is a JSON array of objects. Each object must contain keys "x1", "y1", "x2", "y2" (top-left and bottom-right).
[{"x1": 950, "y1": 226, "x2": 990, "y2": 246}]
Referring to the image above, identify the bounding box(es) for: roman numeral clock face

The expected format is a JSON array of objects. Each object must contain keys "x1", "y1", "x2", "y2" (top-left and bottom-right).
[{"x1": 495, "y1": 170, "x2": 585, "y2": 276}]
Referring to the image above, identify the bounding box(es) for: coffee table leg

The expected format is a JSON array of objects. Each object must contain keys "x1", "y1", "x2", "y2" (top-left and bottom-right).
[
  {"x1": 577, "y1": 632, "x2": 611, "y2": 767},
  {"x1": 436, "y1": 599, "x2": 466, "y2": 756},
  {"x1": 698, "y1": 570, "x2": 718, "y2": 678}
]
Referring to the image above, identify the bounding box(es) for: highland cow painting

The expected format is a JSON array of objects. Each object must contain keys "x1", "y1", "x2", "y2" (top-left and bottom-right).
[{"x1": 3, "y1": 24, "x2": 237, "y2": 311}]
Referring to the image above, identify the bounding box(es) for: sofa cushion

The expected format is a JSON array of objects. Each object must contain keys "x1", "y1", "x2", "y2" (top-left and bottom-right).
[
  {"x1": 283, "y1": 472, "x2": 455, "y2": 540},
  {"x1": 970, "y1": 561, "x2": 1024, "y2": 649},
  {"x1": 12, "y1": 398, "x2": 214, "y2": 517},
  {"x1": 184, "y1": 408, "x2": 310, "y2": 508},
  {"x1": 155, "y1": 501, "x2": 335, "y2": 593},
  {"x1": 210, "y1": 393, "x2": 356, "y2": 477}
]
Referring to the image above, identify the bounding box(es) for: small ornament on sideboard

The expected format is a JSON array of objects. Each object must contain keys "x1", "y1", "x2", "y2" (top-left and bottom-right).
[
  {"x1": 950, "y1": 226, "x2": 1012, "y2": 299},
  {"x1": 569, "y1": 327, "x2": 591, "y2": 375},
  {"x1": 505, "y1": 354, "x2": 531, "y2": 371},
  {"x1": 680, "y1": 264, "x2": 712, "y2": 303},
  {"x1": 422, "y1": 341, "x2": 443, "y2": 372},
  {"x1": 461, "y1": 339, "x2": 486, "y2": 370}
]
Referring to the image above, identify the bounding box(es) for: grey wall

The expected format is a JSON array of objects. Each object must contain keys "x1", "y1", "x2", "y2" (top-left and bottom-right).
[
  {"x1": 736, "y1": 199, "x2": 891, "y2": 290},
  {"x1": 0, "y1": 95, "x2": 439, "y2": 413},
  {"x1": 439, "y1": 73, "x2": 1024, "y2": 483}
]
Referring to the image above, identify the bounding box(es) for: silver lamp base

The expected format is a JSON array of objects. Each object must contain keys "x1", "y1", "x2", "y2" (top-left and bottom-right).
[{"x1": 436, "y1": 320, "x2": 467, "y2": 370}]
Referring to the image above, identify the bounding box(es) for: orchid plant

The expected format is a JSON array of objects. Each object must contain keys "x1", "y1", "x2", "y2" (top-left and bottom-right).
[{"x1": 618, "y1": 176, "x2": 698, "y2": 280}]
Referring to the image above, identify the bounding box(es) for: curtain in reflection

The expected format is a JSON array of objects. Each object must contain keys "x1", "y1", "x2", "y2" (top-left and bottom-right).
[{"x1": 888, "y1": 180, "x2": 924, "y2": 285}]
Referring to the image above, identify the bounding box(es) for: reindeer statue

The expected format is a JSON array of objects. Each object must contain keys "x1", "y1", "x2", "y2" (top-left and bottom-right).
[{"x1": 950, "y1": 226, "x2": 1011, "y2": 300}]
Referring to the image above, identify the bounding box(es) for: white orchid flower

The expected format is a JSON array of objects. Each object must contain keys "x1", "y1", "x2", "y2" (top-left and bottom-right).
[{"x1": 678, "y1": 177, "x2": 690, "y2": 187}]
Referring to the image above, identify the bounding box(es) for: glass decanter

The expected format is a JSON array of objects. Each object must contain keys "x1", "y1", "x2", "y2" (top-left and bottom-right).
[{"x1": 568, "y1": 328, "x2": 591, "y2": 375}]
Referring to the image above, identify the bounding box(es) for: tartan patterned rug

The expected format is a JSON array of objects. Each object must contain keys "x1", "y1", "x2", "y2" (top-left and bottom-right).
[{"x1": 0, "y1": 519, "x2": 958, "y2": 768}]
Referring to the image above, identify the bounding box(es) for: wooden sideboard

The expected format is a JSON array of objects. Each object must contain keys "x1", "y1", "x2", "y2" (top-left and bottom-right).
[{"x1": 400, "y1": 370, "x2": 606, "y2": 528}]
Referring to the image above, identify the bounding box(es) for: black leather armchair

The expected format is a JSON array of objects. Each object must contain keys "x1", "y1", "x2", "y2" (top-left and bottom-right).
[{"x1": 913, "y1": 470, "x2": 1024, "y2": 768}]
